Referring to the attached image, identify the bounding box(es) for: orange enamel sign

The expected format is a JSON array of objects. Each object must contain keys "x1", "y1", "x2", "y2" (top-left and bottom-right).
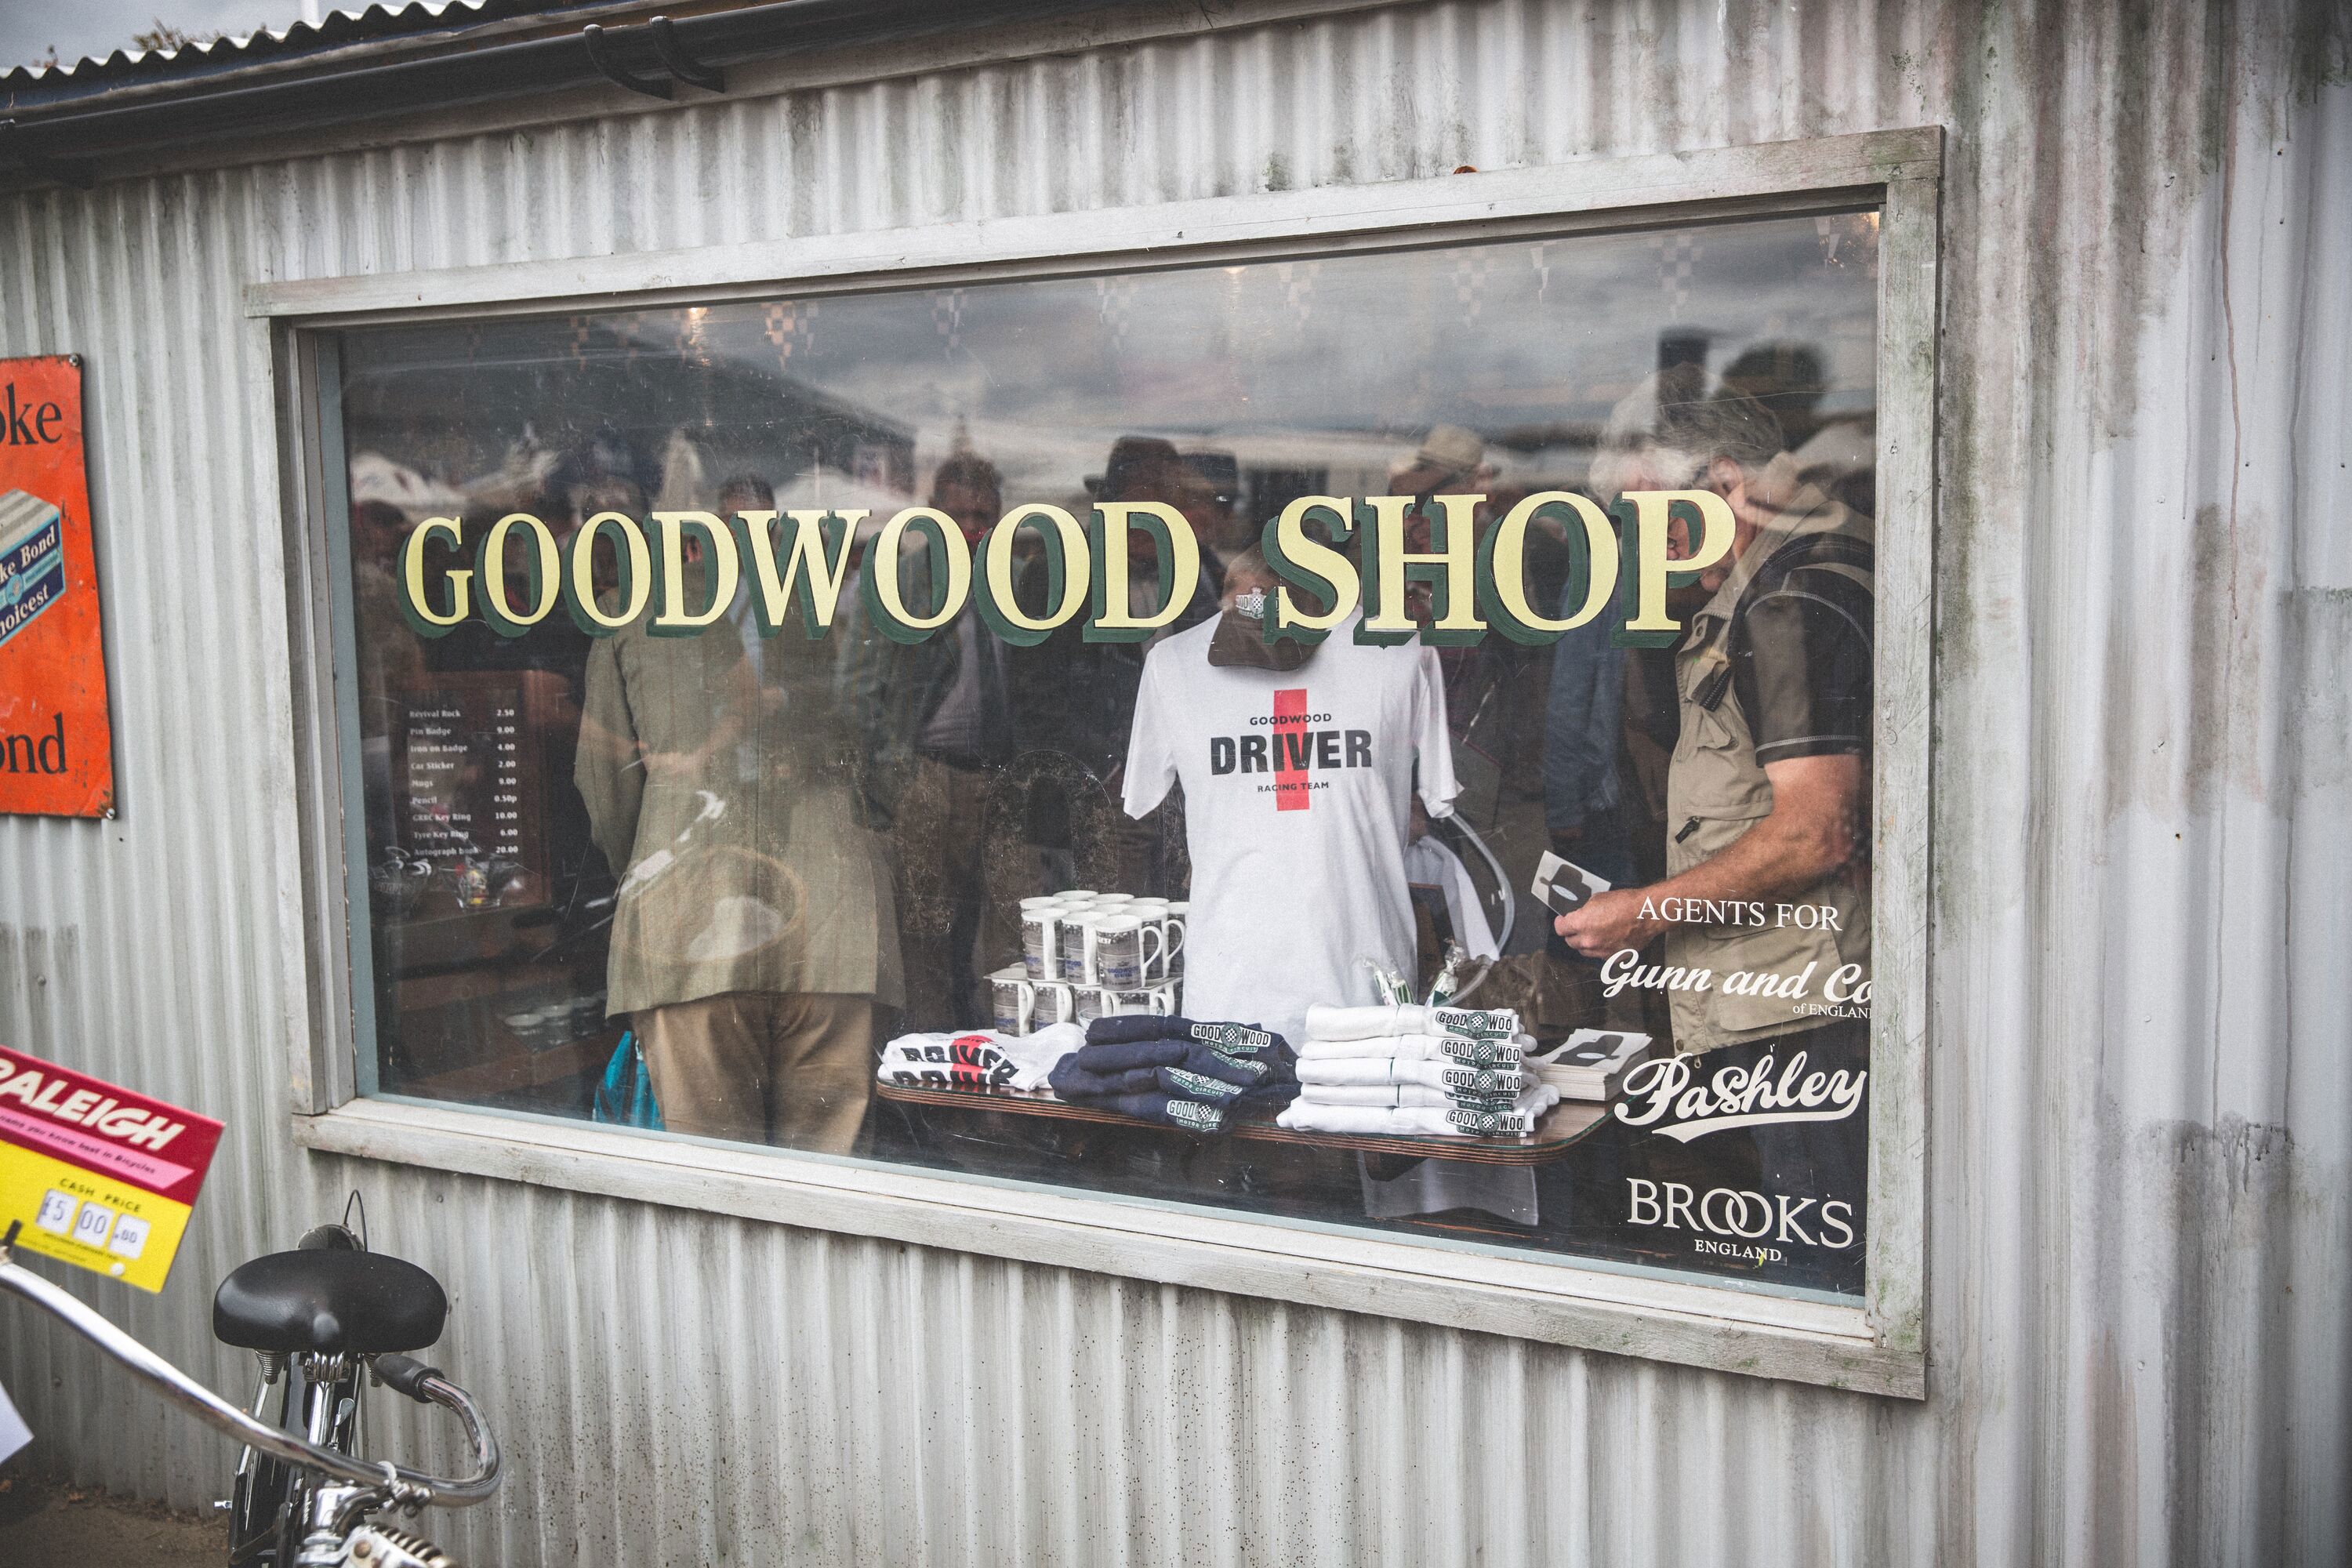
[{"x1": 0, "y1": 356, "x2": 114, "y2": 818}]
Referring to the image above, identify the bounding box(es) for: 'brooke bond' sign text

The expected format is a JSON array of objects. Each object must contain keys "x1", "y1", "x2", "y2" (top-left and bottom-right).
[{"x1": 0, "y1": 356, "x2": 114, "y2": 818}]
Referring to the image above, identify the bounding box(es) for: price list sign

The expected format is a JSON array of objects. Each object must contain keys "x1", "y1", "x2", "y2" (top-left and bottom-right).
[
  {"x1": 394, "y1": 672, "x2": 551, "y2": 896},
  {"x1": 489, "y1": 697, "x2": 524, "y2": 858}
]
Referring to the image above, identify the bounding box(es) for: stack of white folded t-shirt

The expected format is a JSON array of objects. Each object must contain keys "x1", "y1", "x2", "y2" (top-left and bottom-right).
[{"x1": 1275, "y1": 1004, "x2": 1559, "y2": 1137}]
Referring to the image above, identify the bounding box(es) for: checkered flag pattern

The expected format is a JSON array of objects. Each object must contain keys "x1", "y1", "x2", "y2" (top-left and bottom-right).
[
  {"x1": 1274, "y1": 260, "x2": 1319, "y2": 332},
  {"x1": 1650, "y1": 228, "x2": 1704, "y2": 314},
  {"x1": 931, "y1": 288, "x2": 969, "y2": 355},
  {"x1": 1452, "y1": 251, "x2": 1494, "y2": 323},
  {"x1": 764, "y1": 302, "x2": 797, "y2": 367},
  {"x1": 1093, "y1": 275, "x2": 1138, "y2": 349},
  {"x1": 1817, "y1": 215, "x2": 1846, "y2": 267},
  {"x1": 1814, "y1": 213, "x2": 1878, "y2": 278}
]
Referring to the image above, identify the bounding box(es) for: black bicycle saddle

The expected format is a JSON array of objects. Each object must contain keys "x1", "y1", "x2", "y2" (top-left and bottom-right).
[{"x1": 212, "y1": 1250, "x2": 448, "y2": 1356}]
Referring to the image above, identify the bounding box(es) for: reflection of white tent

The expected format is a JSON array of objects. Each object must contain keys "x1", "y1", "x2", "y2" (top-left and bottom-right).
[
  {"x1": 348, "y1": 450, "x2": 466, "y2": 515},
  {"x1": 1193, "y1": 426, "x2": 1405, "y2": 503},
  {"x1": 771, "y1": 466, "x2": 916, "y2": 540},
  {"x1": 462, "y1": 434, "x2": 561, "y2": 510},
  {"x1": 906, "y1": 418, "x2": 1109, "y2": 513},
  {"x1": 1195, "y1": 425, "x2": 1410, "y2": 476}
]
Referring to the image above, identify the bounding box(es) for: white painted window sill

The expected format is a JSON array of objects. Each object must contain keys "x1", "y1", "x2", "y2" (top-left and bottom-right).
[{"x1": 293, "y1": 1097, "x2": 1923, "y2": 1398}]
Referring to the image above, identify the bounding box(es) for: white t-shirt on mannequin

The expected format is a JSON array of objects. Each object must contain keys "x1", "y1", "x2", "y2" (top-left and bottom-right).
[{"x1": 1123, "y1": 613, "x2": 1458, "y2": 1047}]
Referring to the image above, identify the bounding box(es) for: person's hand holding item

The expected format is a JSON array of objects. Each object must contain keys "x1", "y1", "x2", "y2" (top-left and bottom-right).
[{"x1": 1555, "y1": 887, "x2": 1662, "y2": 957}]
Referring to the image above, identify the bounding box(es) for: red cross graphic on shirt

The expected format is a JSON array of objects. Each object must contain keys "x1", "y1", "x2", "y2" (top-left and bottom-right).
[{"x1": 1272, "y1": 688, "x2": 1311, "y2": 811}]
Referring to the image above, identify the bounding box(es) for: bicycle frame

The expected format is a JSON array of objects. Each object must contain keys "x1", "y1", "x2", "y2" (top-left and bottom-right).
[{"x1": 0, "y1": 1242, "x2": 499, "y2": 1509}]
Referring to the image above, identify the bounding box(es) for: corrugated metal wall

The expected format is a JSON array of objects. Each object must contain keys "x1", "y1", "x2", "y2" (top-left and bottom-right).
[{"x1": 2, "y1": 1, "x2": 2346, "y2": 1563}]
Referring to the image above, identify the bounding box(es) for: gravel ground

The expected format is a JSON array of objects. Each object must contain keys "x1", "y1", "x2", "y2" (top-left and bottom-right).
[{"x1": 2, "y1": 1461, "x2": 226, "y2": 1566}]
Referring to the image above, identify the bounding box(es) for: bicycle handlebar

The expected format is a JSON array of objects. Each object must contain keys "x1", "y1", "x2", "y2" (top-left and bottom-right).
[
  {"x1": 375, "y1": 1352, "x2": 442, "y2": 1402},
  {"x1": 0, "y1": 1247, "x2": 500, "y2": 1508}
]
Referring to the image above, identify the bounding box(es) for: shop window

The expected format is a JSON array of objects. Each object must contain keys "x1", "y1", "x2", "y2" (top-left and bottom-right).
[{"x1": 325, "y1": 210, "x2": 1886, "y2": 1300}]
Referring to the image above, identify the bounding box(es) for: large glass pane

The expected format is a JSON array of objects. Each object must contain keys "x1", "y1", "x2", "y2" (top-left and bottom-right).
[{"x1": 336, "y1": 210, "x2": 1880, "y2": 1295}]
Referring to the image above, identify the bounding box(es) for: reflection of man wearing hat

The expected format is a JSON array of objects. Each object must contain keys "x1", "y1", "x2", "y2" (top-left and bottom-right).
[
  {"x1": 1083, "y1": 436, "x2": 1229, "y2": 617},
  {"x1": 1009, "y1": 436, "x2": 1223, "y2": 782},
  {"x1": 1381, "y1": 426, "x2": 1491, "y2": 628},
  {"x1": 1388, "y1": 424, "x2": 1490, "y2": 499}
]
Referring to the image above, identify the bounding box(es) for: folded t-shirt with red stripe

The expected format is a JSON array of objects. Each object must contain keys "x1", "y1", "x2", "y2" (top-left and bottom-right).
[{"x1": 878, "y1": 1022, "x2": 1081, "y2": 1091}]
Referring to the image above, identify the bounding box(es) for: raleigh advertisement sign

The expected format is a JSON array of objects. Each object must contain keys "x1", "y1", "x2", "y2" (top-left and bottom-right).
[
  {"x1": 0, "y1": 1044, "x2": 222, "y2": 1292},
  {"x1": 0, "y1": 356, "x2": 114, "y2": 818}
]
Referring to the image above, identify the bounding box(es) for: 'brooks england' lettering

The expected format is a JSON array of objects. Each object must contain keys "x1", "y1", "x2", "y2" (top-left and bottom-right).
[{"x1": 1625, "y1": 1178, "x2": 1857, "y2": 1249}]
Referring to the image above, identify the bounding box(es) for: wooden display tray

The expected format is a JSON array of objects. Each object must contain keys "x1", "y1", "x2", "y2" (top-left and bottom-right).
[{"x1": 873, "y1": 1080, "x2": 1607, "y2": 1165}]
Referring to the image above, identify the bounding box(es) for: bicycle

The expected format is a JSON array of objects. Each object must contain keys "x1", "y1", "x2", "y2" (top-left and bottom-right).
[{"x1": 0, "y1": 1210, "x2": 499, "y2": 1567}]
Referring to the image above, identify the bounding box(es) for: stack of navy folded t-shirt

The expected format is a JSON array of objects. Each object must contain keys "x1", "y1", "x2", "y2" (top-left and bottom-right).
[{"x1": 1047, "y1": 1016, "x2": 1299, "y2": 1133}]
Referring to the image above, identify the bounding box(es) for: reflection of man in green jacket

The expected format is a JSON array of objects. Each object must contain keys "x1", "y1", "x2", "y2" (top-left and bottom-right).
[
  {"x1": 835, "y1": 453, "x2": 1022, "y2": 1029},
  {"x1": 578, "y1": 539, "x2": 903, "y2": 1152}
]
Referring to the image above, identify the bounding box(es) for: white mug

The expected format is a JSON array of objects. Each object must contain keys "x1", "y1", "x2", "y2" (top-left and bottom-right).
[
  {"x1": 1030, "y1": 980, "x2": 1076, "y2": 1027},
  {"x1": 989, "y1": 965, "x2": 1038, "y2": 1035},
  {"x1": 1021, "y1": 901, "x2": 1073, "y2": 983},
  {"x1": 1130, "y1": 899, "x2": 1174, "y2": 982},
  {"x1": 1058, "y1": 911, "x2": 1098, "y2": 983},
  {"x1": 1161, "y1": 901, "x2": 1189, "y2": 974},
  {"x1": 1087, "y1": 914, "x2": 1159, "y2": 989},
  {"x1": 1099, "y1": 985, "x2": 1162, "y2": 1017}
]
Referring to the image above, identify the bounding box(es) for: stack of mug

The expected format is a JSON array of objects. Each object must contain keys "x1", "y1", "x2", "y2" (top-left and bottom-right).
[{"x1": 989, "y1": 891, "x2": 1189, "y2": 1036}]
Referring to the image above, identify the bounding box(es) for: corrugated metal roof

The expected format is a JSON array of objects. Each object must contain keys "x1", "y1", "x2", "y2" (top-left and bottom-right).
[
  {"x1": 0, "y1": 0, "x2": 1127, "y2": 165},
  {"x1": 1, "y1": 1, "x2": 604, "y2": 102}
]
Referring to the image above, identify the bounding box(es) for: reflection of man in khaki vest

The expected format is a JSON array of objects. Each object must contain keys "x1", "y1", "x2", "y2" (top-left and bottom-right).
[{"x1": 1555, "y1": 393, "x2": 1872, "y2": 1060}]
